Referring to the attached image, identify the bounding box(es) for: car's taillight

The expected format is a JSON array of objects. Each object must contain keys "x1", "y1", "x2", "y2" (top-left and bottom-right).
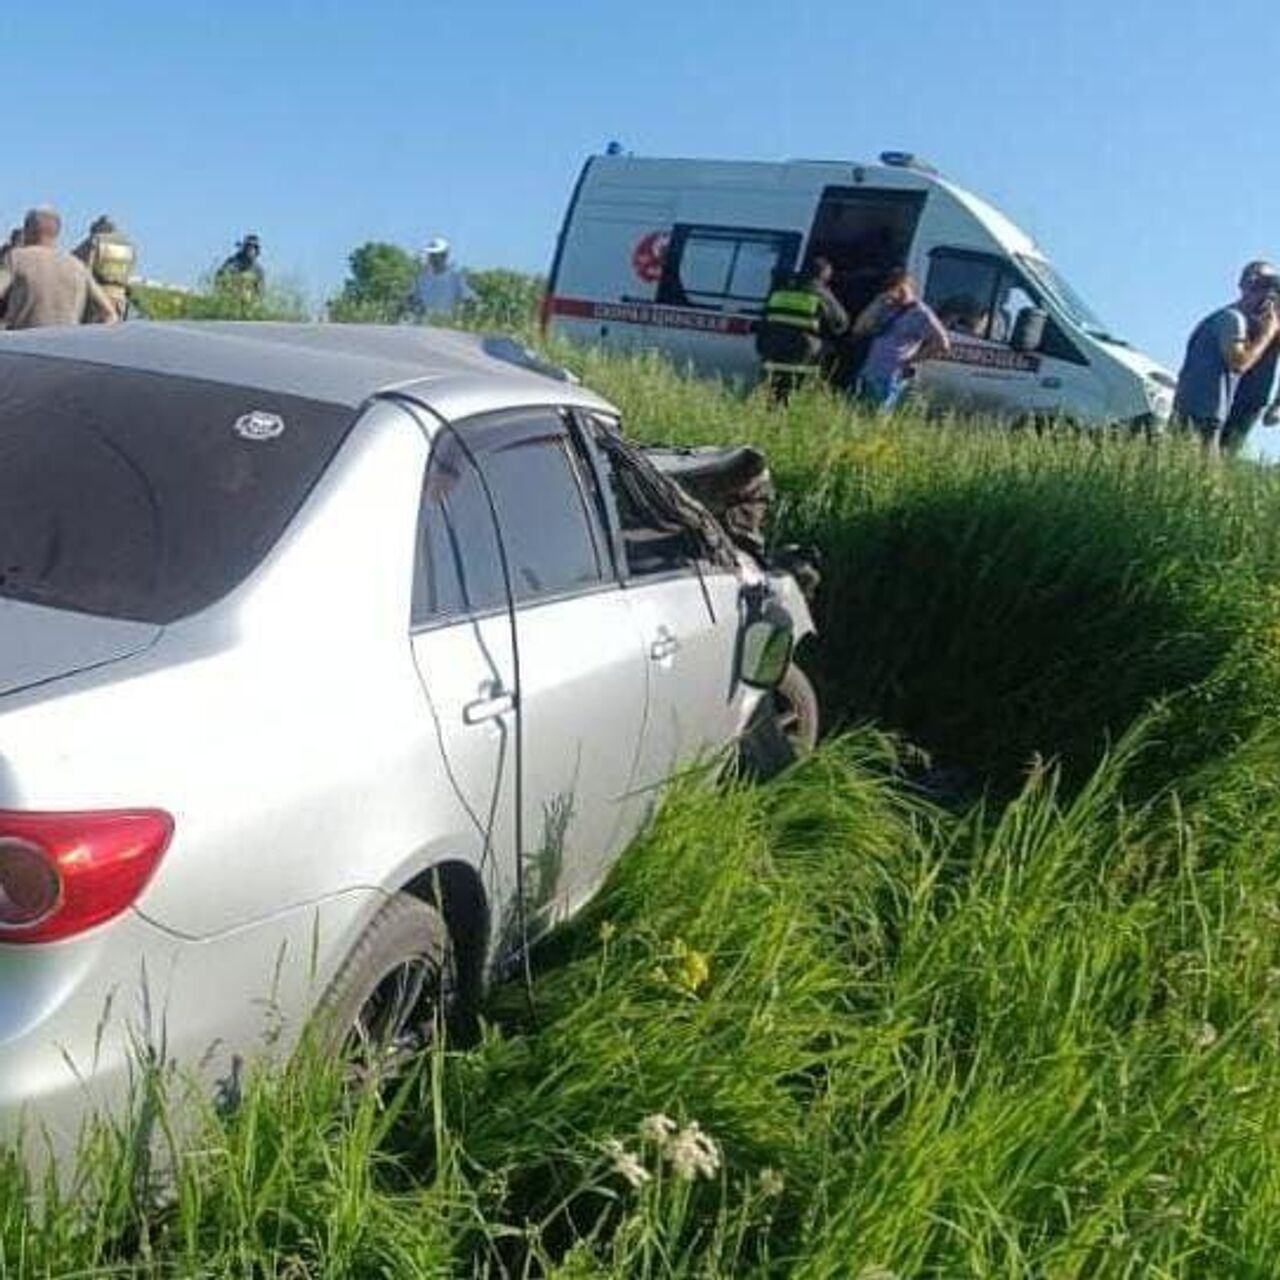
[{"x1": 0, "y1": 809, "x2": 173, "y2": 944}]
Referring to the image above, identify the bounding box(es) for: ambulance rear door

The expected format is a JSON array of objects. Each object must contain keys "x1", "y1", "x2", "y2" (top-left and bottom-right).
[{"x1": 652, "y1": 222, "x2": 802, "y2": 379}]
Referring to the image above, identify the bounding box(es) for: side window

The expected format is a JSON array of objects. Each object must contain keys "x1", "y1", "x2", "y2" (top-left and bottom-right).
[
  {"x1": 926, "y1": 251, "x2": 1002, "y2": 339},
  {"x1": 927, "y1": 250, "x2": 1087, "y2": 364},
  {"x1": 585, "y1": 417, "x2": 693, "y2": 579},
  {"x1": 476, "y1": 418, "x2": 606, "y2": 603},
  {"x1": 657, "y1": 226, "x2": 800, "y2": 315},
  {"x1": 412, "y1": 432, "x2": 505, "y2": 627},
  {"x1": 1039, "y1": 316, "x2": 1087, "y2": 364}
]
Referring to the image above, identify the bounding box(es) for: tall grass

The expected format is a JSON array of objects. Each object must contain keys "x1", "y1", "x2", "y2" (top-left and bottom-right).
[
  {"x1": 8, "y1": 346, "x2": 1280, "y2": 1276},
  {"x1": 565, "y1": 349, "x2": 1280, "y2": 797}
]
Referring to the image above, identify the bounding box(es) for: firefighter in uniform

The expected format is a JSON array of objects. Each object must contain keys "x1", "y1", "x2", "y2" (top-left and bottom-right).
[
  {"x1": 755, "y1": 257, "x2": 848, "y2": 403},
  {"x1": 73, "y1": 216, "x2": 135, "y2": 319}
]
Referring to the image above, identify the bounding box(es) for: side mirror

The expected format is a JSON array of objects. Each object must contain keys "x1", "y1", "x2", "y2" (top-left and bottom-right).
[
  {"x1": 1011, "y1": 307, "x2": 1047, "y2": 353},
  {"x1": 739, "y1": 600, "x2": 794, "y2": 690}
]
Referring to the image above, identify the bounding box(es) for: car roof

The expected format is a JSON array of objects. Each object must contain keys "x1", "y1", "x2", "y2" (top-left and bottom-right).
[{"x1": 0, "y1": 321, "x2": 616, "y2": 420}]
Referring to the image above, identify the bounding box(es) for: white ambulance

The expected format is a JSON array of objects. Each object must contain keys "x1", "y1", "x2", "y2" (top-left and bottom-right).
[{"x1": 544, "y1": 152, "x2": 1175, "y2": 427}]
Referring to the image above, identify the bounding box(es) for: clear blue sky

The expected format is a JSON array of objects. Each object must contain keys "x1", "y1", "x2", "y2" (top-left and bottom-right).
[{"x1": 9, "y1": 0, "x2": 1278, "y2": 366}]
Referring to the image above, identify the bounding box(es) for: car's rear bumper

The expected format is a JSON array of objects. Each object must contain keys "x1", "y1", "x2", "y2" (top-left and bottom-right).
[{"x1": 0, "y1": 889, "x2": 380, "y2": 1173}]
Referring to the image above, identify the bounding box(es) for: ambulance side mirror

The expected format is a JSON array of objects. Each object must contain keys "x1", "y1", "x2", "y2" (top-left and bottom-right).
[{"x1": 1011, "y1": 307, "x2": 1047, "y2": 353}]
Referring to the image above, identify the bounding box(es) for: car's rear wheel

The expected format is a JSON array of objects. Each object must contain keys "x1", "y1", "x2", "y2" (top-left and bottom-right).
[{"x1": 316, "y1": 893, "x2": 454, "y2": 1082}]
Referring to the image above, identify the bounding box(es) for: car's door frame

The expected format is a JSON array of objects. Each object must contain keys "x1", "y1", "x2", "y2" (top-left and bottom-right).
[
  {"x1": 569, "y1": 409, "x2": 750, "y2": 783},
  {"x1": 408, "y1": 399, "x2": 656, "y2": 941}
]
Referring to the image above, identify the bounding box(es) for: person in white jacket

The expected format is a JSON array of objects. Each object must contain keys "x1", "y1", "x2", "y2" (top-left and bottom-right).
[{"x1": 412, "y1": 236, "x2": 476, "y2": 318}]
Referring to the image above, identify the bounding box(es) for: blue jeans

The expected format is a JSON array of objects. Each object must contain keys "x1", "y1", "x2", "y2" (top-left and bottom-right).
[{"x1": 857, "y1": 370, "x2": 905, "y2": 413}]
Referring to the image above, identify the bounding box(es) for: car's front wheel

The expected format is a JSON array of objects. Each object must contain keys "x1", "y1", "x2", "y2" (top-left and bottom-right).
[
  {"x1": 772, "y1": 662, "x2": 819, "y2": 756},
  {"x1": 315, "y1": 893, "x2": 454, "y2": 1081},
  {"x1": 738, "y1": 661, "x2": 820, "y2": 779}
]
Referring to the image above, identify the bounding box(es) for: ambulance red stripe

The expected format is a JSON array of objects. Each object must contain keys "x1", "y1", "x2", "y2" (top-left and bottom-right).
[{"x1": 547, "y1": 295, "x2": 756, "y2": 336}]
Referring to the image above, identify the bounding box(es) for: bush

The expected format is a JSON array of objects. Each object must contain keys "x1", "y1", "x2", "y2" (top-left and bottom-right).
[
  {"x1": 558, "y1": 347, "x2": 1280, "y2": 798},
  {"x1": 463, "y1": 267, "x2": 544, "y2": 333},
  {"x1": 131, "y1": 276, "x2": 309, "y2": 322},
  {"x1": 326, "y1": 241, "x2": 419, "y2": 323}
]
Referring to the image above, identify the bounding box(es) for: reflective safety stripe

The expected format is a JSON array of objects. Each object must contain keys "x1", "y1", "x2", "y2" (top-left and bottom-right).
[
  {"x1": 762, "y1": 360, "x2": 819, "y2": 374},
  {"x1": 763, "y1": 288, "x2": 822, "y2": 334}
]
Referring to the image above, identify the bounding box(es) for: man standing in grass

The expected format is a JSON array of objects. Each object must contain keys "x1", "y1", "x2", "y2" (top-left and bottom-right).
[
  {"x1": 216, "y1": 234, "x2": 264, "y2": 300},
  {"x1": 412, "y1": 236, "x2": 476, "y2": 320},
  {"x1": 0, "y1": 207, "x2": 118, "y2": 329},
  {"x1": 852, "y1": 268, "x2": 950, "y2": 412},
  {"x1": 756, "y1": 257, "x2": 849, "y2": 403},
  {"x1": 1221, "y1": 261, "x2": 1280, "y2": 452},
  {"x1": 1174, "y1": 261, "x2": 1280, "y2": 454},
  {"x1": 73, "y1": 215, "x2": 136, "y2": 320}
]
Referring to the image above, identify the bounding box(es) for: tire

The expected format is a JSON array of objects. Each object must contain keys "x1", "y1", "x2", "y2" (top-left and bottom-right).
[
  {"x1": 314, "y1": 892, "x2": 455, "y2": 1079},
  {"x1": 738, "y1": 662, "x2": 820, "y2": 780},
  {"x1": 773, "y1": 662, "x2": 820, "y2": 756}
]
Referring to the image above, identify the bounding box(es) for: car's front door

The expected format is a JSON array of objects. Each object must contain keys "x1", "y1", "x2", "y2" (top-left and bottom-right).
[{"x1": 583, "y1": 419, "x2": 746, "y2": 793}]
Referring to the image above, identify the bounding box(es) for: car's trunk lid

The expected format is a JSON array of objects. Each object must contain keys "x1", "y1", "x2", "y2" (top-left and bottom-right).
[{"x1": 0, "y1": 599, "x2": 160, "y2": 699}]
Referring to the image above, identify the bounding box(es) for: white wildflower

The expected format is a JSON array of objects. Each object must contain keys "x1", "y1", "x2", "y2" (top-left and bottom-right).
[
  {"x1": 639, "y1": 1113, "x2": 678, "y2": 1145},
  {"x1": 603, "y1": 1138, "x2": 651, "y2": 1190},
  {"x1": 758, "y1": 1167, "x2": 785, "y2": 1197},
  {"x1": 1193, "y1": 1020, "x2": 1218, "y2": 1049},
  {"x1": 665, "y1": 1120, "x2": 721, "y2": 1181}
]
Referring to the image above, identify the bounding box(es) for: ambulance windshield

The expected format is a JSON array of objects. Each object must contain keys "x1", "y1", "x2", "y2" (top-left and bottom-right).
[{"x1": 1018, "y1": 255, "x2": 1121, "y2": 343}]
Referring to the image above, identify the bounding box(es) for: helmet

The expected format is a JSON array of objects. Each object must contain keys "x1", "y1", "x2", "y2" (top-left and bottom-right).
[{"x1": 423, "y1": 236, "x2": 450, "y2": 256}]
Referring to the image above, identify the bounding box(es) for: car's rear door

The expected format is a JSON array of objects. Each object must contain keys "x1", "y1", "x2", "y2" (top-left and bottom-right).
[
  {"x1": 409, "y1": 430, "x2": 520, "y2": 918},
  {"x1": 412, "y1": 409, "x2": 650, "y2": 928}
]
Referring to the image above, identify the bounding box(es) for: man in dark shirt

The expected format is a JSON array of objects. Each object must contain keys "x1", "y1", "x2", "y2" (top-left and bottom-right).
[
  {"x1": 1174, "y1": 261, "x2": 1280, "y2": 453},
  {"x1": 1222, "y1": 261, "x2": 1280, "y2": 452},
  {"x1": 216, "y1": 234, "x2": 264, "y2": 300},
  {"x1": 755, "y1": 257, "x2": 849, "y2": 402}
]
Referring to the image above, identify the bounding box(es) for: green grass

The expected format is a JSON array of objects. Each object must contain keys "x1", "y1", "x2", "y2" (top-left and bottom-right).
[{"x1": 9, "y1": 346, "x2": 1280, "y2": 1276}]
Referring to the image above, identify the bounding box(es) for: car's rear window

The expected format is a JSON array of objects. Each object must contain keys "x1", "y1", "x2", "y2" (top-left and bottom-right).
[{"x1": 0, "y1": 354, "x2": 358, "y2": 623}]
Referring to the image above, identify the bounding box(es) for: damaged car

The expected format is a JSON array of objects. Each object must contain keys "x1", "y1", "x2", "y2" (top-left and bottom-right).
[{"x1": 0, "y1": 322, "x2": 819, "y2": 1159}]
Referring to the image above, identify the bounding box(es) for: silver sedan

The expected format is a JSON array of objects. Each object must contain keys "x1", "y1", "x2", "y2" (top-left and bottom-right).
[{"x1": 0, "y1": 322, "x2": 813, "y2": 1163}]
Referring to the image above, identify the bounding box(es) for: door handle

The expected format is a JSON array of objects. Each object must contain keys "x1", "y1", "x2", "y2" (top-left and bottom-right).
[
  {"x1": 649, "y1": 629, "x2": 680, "y2": 662},
  {"x1": 463, "y1": 687, "x2": 516, "y2": 725}
]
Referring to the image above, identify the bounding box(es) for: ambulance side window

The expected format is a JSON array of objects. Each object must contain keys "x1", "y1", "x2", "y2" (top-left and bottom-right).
[
  {"x1": 925, "y1": 251, "x2": 1085, "y2": 363},
  {"x1": 925, "y1": 251, "x2": 1001, "y2": 339},
  {"x1": 658, "y1": 225, "x2": 801, "y2": 315}
]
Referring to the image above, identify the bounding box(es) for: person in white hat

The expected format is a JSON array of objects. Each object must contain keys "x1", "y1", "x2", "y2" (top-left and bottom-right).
[{"x1": 411, "y1": 236, "x2": 476, "y2": 319}]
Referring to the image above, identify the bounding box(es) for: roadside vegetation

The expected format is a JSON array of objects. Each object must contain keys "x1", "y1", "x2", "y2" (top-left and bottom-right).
[
  {"x1": 130, "y1": 245, "x2": 544, "y2": 331},
  {"x1": 9, "y1": 330, "x2": 1280, "y2": 1275}
]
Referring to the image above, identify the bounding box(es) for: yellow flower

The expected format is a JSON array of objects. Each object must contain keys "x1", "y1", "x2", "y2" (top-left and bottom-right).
[{"x1": 671, "y1": 937, "x2": 711, "y2": 993}]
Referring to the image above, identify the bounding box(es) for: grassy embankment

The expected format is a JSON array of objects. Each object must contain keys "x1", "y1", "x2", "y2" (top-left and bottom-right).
[{"x1": 9, "y1": 342, "x2": 1280, "y2": 1276}]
